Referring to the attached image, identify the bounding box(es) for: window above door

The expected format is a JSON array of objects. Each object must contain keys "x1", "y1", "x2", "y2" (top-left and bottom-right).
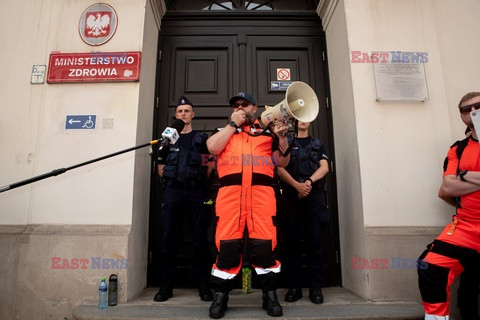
[{"x1": 165, "y1": 0, "x2": 320, "y2": 11}]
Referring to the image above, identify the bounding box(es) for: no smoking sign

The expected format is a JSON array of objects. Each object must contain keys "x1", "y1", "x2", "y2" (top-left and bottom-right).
[{"x1": 276, "y1": 68, "x2": 291, "y2": 81}]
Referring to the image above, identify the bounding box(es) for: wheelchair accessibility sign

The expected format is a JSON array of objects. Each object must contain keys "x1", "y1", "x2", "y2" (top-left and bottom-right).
[{"x1": 65, "y1": 115, "x2": 96, "y2": 130}]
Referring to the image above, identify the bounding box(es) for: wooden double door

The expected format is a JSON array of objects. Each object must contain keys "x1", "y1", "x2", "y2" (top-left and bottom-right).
[{"x1": 148, "y1": 11, "x2": 340, "y2": 288}]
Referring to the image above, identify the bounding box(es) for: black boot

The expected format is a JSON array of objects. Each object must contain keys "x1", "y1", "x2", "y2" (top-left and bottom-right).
[
  {"x1": 309, "y1": 287, "x2": 324, "y2": 304},
  {"x1": 262, "y1": 291, "x2": 283, "y2": 317},
  {"x1": 199, "y1": 284, "x2": 213, "y2": 301},
  {"x1": 153, "y1": 285, "x2": 173, "y2": 302},
  {"x1": 285, "y1": 288, "x2": 303, "y2": 302},
  {"x1": 209, "y1": 292, "x2": 229, "y2": 318}
]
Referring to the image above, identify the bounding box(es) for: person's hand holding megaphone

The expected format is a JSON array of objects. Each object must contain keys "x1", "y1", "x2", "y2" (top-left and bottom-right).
[{"x1": 272, "y1": 119, "x2": 288, "y2": 137}]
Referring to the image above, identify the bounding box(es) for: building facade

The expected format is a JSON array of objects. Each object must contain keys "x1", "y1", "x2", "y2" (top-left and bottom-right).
[{"x1": 1, "y1": 0, "x2": 479, "y2": 319}]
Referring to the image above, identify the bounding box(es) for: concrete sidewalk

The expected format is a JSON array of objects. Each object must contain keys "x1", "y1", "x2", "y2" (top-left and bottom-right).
[{"x1": 72, "y1": 287, "x2": 425, "y2": 320}]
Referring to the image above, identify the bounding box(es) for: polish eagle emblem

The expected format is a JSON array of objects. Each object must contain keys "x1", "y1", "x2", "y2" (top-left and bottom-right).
[{"x1": 85, "y1": 12, "x2": 111, "y2": 37}]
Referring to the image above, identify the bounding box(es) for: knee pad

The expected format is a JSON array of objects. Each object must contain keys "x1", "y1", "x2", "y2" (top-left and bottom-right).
[
  {"x1": 217, "y1": 239, "x2": 242, "y2": 270},
  {"x1": 250, "y1": 238, "x2": 275, "y2": 268},
  {"x1": 418, "y1": 263, "x2": 450, "y2": 303},
  {"x1": 418, "y1": 240, "x2": 478, "y2": 304}
]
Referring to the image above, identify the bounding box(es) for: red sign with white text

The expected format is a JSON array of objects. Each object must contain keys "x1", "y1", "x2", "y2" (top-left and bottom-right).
[{"x1": 47, "y1": 52, "x2": 141, "y2": 83}]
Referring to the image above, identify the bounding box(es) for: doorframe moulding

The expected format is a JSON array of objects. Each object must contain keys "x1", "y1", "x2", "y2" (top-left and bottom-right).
[
  {"x1": 317, "y1": 0, "x2": 339, "y2": 30},
  {"x1": 150, "y1": 0, "x2": 167, "y2": 30}
]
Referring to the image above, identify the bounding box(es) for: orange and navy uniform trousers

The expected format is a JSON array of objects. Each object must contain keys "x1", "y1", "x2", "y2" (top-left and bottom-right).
[
  {"x1": 418, "y1": 136, "x2": 480, "y2": 319},
  {"x1": 210, "y1": 121, "x2": 281, "y2": 292}
]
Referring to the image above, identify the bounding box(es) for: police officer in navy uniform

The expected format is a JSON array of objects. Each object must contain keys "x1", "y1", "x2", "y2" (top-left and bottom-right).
[
  {"x1": 154, "y1": 96, "x2": 214, "y2": 302},
  {"x1": 277, "y1": 120, "x2": 330, "y2": 304}
]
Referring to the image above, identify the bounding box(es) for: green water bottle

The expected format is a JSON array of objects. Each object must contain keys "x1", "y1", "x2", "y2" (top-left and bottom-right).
[{"x1": 242, "y1": 267, "x2": 252, "y2": 294}]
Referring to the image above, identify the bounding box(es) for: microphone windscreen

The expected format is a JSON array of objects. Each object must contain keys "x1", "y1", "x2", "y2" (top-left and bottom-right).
[{"x1": 171, "y1": 119, "x2": 185, "y2": 132}]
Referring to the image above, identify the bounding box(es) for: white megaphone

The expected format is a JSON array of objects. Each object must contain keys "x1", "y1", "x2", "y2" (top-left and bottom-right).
[{"x1": 261, "y1": 81, "x2": 319, "y2": 126}]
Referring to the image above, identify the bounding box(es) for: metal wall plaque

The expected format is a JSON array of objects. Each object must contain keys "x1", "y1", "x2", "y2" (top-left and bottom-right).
[{"x1": 373, "y1": 51, "x2": 429, "y2": 102}]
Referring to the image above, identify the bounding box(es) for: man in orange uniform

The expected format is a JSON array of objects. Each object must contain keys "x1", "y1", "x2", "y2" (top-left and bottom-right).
[
  {"x1": 437, "y1": 126, "x2": 480, "y2": 320},
  {"x1": 206, "y1": 92, "x2": 289, "y2": 318},
  {"x1": 418, "y1": 92, "x2": 480, "y2": 319}
]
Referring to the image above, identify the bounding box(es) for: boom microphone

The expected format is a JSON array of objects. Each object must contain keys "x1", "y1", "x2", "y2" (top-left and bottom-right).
[
  {"x1": 159, "y1": 119, "x2": 185, "y2": 149},
  {"x1": 1, "y1": 138, "x2": 164, "y2": 193},
  {"x1": 0, "y1": 121, "x2": 187, "y2": 193}
]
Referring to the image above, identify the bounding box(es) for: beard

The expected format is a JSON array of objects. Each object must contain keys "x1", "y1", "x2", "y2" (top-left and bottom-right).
[
  {"x1": 465, "y1": 119, "x2": 473, "y2": 128},
  {"x1": 244, "y1": 111, "x2": 256, "y2": 125}
]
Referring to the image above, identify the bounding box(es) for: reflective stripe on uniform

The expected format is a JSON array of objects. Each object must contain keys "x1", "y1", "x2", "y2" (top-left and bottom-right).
[
  {"x1": 425, "y1": 314, "x2": 449, "y2": 320},
  {"x1": 254, "y1": 263, "x2": 281, "y2": 275},
  {"x1": 211, "y1": 267, "x2": 237, "y2": 280}
]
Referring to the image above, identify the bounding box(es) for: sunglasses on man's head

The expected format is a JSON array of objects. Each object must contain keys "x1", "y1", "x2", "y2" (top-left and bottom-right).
[
  {"x1": 459, "y1": 102, "x2": 480, "y2": 114},
  {"x1": 232, "y1": 101, "x2": 251, "y2": 108}
]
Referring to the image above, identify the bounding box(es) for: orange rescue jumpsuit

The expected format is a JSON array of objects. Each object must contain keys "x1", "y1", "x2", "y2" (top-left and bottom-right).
[
  {"x1": 418, "y1": 137, "x2": 480, "y2": 319},
  {"x1": 211, "y1": 121, "x2": 281, "y2": 291}
]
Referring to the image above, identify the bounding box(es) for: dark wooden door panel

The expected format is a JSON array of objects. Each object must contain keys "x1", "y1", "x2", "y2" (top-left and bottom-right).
[
  {"x1": 169, "y1": 40, "x2": 237, "y2": 106},
  {"x1": 158, "y1": 36, "x2": 239, "y2": 127},
  {"x1": 249, "y1": 39, "x2": 314, "y2": 104},
  {"x1": 248, "y1": 35, "x2": 339, "y2": 287}
]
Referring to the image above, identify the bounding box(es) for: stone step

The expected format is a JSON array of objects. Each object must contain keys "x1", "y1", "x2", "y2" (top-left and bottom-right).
[{"x1": 73, "y1": 287, "x2": 425, "y2": 320}]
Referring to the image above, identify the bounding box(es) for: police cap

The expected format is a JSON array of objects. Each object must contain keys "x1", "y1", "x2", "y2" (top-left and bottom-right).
[{"x1": 177, "y1": 95, "x2": 194, "y2": 108}]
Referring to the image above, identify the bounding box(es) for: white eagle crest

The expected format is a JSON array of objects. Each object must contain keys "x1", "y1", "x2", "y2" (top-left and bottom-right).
[{"x1": 86, "y1": 13, "x2": 110, "y2": 37}]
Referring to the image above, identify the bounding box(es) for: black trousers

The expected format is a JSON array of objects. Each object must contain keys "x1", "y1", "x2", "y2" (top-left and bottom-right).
[
  {"x1": 159, "y1": 183, "x2": 212, "y2": 286},
  {"x1": 457, "y1": 257, "x2": 480, "y2": 320},
  {"x1": 277, "y1": 186, "x2": 329, "y2": 289}
]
